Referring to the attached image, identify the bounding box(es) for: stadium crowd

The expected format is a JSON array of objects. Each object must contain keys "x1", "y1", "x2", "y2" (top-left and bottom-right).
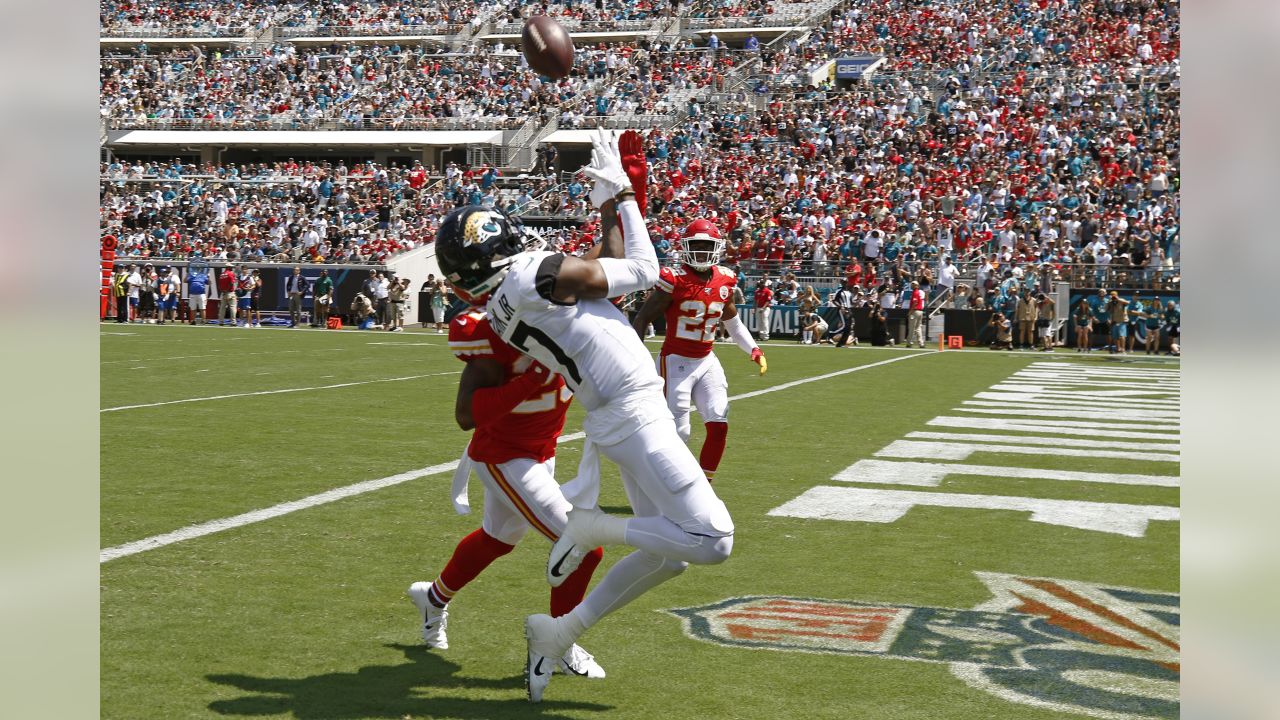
[
  {"x1": 101, "y1": 40, "x2": 745, "y2": 129},
  {"x1": 100, "y1": 0, "x2": 281, "y2": 36},
  {"x1": 99, "y1": 0, "x2": 1179, "y2": 315},
  {"x1": 100, "y1": 158, "x2": 584, "y2": 263},
  {"x1": 100, "y1": 0, "x2": 793, "y2": 38},
  {"x1": 795, "y1": 0, "x2": 1180, "y2": 75}
]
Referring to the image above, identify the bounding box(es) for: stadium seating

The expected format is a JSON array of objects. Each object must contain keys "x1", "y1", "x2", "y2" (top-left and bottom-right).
[{"x1": 100, "y1": 0, "x2": 1179, "y2": 295}]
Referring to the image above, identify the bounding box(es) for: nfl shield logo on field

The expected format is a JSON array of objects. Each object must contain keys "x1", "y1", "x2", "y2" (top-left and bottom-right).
[{"x1": 666, "y1": 573, "x2": 1179, "y2": 720}]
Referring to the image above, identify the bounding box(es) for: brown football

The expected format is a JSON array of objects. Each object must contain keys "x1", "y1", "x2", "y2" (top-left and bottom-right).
[{"x1": 521, "y1": 16, "x2": 575, "y2": 79}]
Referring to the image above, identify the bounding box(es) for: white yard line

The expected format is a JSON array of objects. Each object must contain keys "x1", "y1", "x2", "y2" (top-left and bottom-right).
[
  {"x1": 100, "y1": 372, "x2": 460, "y2": 413},
  {"x1": 100, "y1": 353, "x2": 936, "y2": 563},
  {"x1": 103, "y1": 350, "x2": 306, "y2": 365},
  {"x1": 730, "y1": 351, "x2": 935, "y2": 401}
]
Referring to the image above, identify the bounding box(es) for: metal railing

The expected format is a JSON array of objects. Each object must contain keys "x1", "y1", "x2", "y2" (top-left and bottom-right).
[
  {"x1": 99, "y1": 24, "x2": 256, "y2": 39},
  {"x1": 686, "y1": 12, "x2": 812, "y2": 30},
  {"x1": 330, "y1": 116, "x2": 525, "y2": 130},
  {"x1": 556, "y1": 114, "x2": 677, "y2": 130},
  {"x1": 105, "y1": 114, "x2": 528, "y2": 132},
  {"x1": 489, "y1": 18, "x2": 657, "y2": 35},
  {"x1": 277, "y1": 22, "x2": 466, "y2": 38},
  {"x1": 106, "y1": 116, "x2": 328, "y2": 131}
]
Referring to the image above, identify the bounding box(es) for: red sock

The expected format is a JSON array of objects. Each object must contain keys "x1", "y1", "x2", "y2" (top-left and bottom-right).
[
  {"x1": 700, "y1": 421, "x2": 728, "y2": 480},
  {"x1": 550, "y1": 547, "x2": 604, "y2": 617},
  {"x1": 429, "y1": 529, "x2": 514, "y2": 608}
]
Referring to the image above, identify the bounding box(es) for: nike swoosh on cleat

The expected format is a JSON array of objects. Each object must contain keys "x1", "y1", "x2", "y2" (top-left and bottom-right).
[
  {"x1": 549, "y1": 545, "x2": 577, "y2": 578},
  {"x1": 562, "y1": 663, "x2": 587, "y2": 676}
]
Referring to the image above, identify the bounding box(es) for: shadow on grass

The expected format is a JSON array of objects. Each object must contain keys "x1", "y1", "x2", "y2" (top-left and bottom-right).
[{"x1": 207, "y1": 643, "x2": 612, "y2": 719}]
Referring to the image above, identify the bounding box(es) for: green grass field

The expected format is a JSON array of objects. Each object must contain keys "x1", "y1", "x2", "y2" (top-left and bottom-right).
[{"x1": 101, "y1": 323, "x2": 1179, "y2": 720}]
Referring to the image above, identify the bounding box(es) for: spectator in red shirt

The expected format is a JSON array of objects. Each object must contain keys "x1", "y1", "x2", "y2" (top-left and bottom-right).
[
  {"x1": 215, "y1": 265, "x2": 237, "y2": 327},
  {"x1": 906, "y1": 280, "x2": 927, "y2": 348},
  {"x1": 752, "y1": 281, "x2": 774, "y2": 342}
]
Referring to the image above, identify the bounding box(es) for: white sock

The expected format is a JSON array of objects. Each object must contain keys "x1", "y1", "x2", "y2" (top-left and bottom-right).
[
  {"x1": 565, "y1": 550, "x2": 685, "y2": 633},
  {"x1": 574, "y1": 507, "x2": 629, "y2": 546}
]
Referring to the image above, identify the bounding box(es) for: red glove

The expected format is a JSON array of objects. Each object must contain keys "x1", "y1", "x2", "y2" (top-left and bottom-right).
[
  {"x1": 618, "y1": 129, "x2": 648, "y2": 215},
  {"x1": 470, "y1": 362, "x2": 550, "y2": 428},
  {"x1": 750, "y1": 348, "x2": 768, "y2": 375}
]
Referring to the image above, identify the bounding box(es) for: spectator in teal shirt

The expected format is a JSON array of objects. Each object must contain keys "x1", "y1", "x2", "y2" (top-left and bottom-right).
[{"x1": 1143, "y1": 299, "x2": 1164, "y2": 354}]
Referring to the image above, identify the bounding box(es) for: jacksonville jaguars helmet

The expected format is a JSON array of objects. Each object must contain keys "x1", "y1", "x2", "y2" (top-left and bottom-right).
[{"x1": 435, "y1": 206, "x2": 532, "y2": 304}]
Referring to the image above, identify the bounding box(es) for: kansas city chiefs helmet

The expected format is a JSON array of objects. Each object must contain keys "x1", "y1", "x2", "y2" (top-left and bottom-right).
[
  {"x1": 678, "y1": 218, "x2": 725, "y2": 271},
  {"x1": 435, "y1": 206, "x2": 533, "y2": 304}
]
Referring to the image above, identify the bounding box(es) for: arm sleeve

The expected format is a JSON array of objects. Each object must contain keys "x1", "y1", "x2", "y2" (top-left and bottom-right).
[
  {"x1": 722, "y1": 313, "x2": 759, "y2": 355},
  {"x1": 598, "y1": 198, "x2": 659, "y2": 297}
]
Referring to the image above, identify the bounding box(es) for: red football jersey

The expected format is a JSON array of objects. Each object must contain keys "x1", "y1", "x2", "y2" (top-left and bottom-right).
[
  {"x1": 449, "y1": 309, "x2": 571, "y2": 464},
  {"x1": 654, "y1": 264, "x2": 737, "y2": 359}
]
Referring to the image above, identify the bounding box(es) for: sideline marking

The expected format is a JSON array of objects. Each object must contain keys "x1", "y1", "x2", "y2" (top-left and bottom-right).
[
  {"x1": 961, "y1": 401, "x2": 1179, "y2": 418},
  {"x1": 956, "y1": 407, "x2": 1180, "y2": 423},
  {"x1": 904, "y1": 431, "x2": 1179, "y2": 452},
  {"x1": 926, "y1": 417, "x2": 1180, "y2": 441},
  {"x1": 102, "y1": 357, "x2": 930, "y2": 563},
  {"x1": 767, "y1": 485, "x2": 1179, "y2": 537},
  {"x1": 833, "y1": 459, "x2": 1178, "y2": 488},
  {"x1": 991, "y1": 384, "x2": 1179, "y2": 399},
  {"x1": 100, "y1": 372, "x2": 460, "y2": 413},
  {"x1": 876, "y1": 439, "x2": 1178, "y2": 463},
  {"x1": 972, "y1": 392, "x2": 1178, "y2": 408}
]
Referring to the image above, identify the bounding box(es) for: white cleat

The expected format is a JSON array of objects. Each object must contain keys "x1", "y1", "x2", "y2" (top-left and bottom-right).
[
  {"x1": 525, "y1": 614, "x2": 575, "y2": 702},
  {"x1": 407, "y1": 582, "x2": 449, "y2": 649},
  {"x1": 560, "y1": 643, "x2": 606, "y2": 679},
  {"x1": 546, "y1": 510, "x2": 598, "y2": 588}
]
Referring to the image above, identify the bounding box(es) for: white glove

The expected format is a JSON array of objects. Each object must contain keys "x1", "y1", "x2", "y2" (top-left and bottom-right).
[{"x1": 583, "y1": 127, "x2": 632, "y2": 209}]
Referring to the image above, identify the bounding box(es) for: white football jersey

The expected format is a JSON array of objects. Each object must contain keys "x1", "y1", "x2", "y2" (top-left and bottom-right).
[{"x1": 487, "y1": 250, "x2": 670, "y2": 445}]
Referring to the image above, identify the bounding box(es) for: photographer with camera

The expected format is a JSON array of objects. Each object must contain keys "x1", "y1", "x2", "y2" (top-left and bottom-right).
[
  {"x1": 350, "y1": 291, "x2": 375, "y2": 329},
  {"x1": 869, "y1": 303, "x2": 891, "y2": 347},
  {"x1": 987, "y1": 312, "x2": 1013, "y2": 350},
  {"x1": 387, "y1": 277, "x2": 410, "y2": 332}
]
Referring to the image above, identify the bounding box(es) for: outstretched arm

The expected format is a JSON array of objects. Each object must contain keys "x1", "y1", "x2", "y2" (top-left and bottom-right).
[
  {"x1": 545, "y1": 130, "x2": 656, "y2": 303},
  {"x1": 580, "y1": 198, "x2": 623, "y2": 261}
]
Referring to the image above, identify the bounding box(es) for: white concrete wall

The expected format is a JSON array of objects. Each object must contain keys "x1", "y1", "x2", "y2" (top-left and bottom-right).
[{"x1": 386, "y1": 242, "x2": 441, "y2": 290}]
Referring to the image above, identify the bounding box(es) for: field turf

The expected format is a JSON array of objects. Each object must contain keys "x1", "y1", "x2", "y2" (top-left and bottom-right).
[{"x1": 101, "y1": 323, "x2": 1179, "y2": 720}]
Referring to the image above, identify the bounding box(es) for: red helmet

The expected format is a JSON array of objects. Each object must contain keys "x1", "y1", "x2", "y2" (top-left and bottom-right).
[{"x1": 678, "y1": 218, "x2": 725, "y2": 271}]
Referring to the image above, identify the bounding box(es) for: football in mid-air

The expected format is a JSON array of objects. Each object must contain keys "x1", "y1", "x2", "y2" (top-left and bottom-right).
[{"x1": 521, "y1": 16, "x2": 574, "y2": 79}]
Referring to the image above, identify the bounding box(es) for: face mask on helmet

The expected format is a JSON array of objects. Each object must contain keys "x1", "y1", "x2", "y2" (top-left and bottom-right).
[
  {"x1": 679, "y1": 219, "x2": 725, "y2": 270},
  {"x1": 435, "y1": 206, "x2": 533, "y2": 305},
  {"x1": 681, "y1": 237, "x2": 724, "y2": 270}
]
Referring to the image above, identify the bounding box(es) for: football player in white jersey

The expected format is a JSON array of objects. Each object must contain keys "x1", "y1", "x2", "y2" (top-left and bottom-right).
[{"x1": 436, "y1": 130, "x2": 733, "y2": 703}]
